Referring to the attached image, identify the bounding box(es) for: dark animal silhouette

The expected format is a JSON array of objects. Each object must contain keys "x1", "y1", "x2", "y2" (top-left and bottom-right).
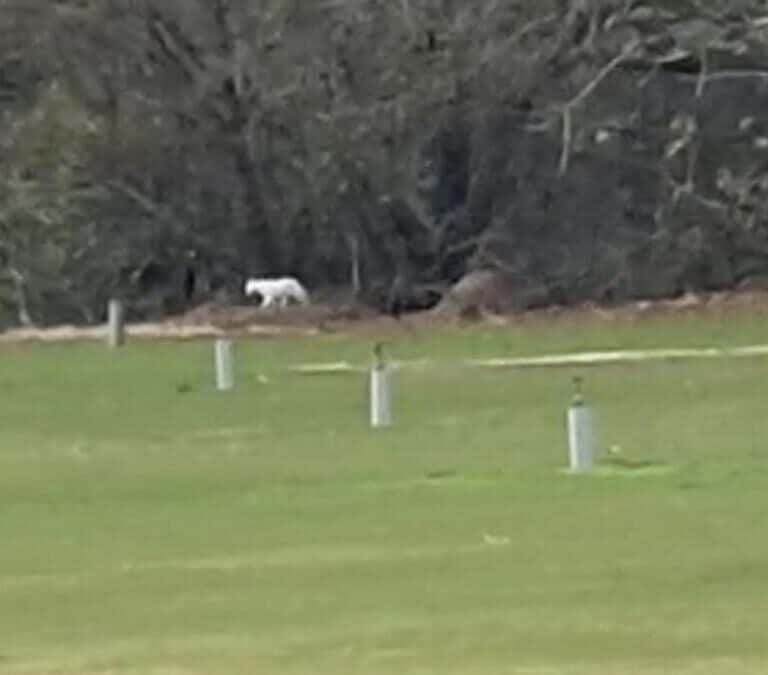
[
  {"x1": 386, "y1": 274, "x2": 409, "y2": 320},
  {"x1": 384, "y1": 274, "x2": 443, "y2": 319}
]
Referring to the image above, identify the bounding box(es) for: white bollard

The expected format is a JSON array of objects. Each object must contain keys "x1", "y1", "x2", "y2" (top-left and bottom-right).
[
  {"x1": 214, "y1": 339, "x2": 235, "y2": 391},
  {"x1": 107, "y1": 299, "x2": 125, "y2": 348},
  {"x1": 370, "y1": 343, "x2": 393, "y2": 428},
  {"x1": 567, "y1": 376, "x2": 594, "y2": 473}
]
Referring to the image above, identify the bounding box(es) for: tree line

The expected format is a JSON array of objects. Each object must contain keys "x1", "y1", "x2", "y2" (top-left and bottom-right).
[{"x1": 2, "y1": 0, "x2": 768, "y2": 325}]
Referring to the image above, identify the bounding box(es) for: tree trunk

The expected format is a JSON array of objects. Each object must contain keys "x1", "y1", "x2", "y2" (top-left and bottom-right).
[
  {"x1": 233, "y1": 142, "x2": 283, "y2": 272},
  {"x1": 9, "y1": 267, "x2": 32, "y2": 327}
]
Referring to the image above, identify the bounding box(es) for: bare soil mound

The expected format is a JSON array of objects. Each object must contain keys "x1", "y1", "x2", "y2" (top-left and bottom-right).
[{"x1": 433, "y1": 270, "x2": 550, "y2": 321}]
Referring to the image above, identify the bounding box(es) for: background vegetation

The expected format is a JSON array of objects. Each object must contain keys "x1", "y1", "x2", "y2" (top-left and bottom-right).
[{"x1": 4, "y1": 1, "x2": 768, "y2": 324}]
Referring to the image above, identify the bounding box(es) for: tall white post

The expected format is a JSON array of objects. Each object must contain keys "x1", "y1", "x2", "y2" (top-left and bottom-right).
[
  {"x1": 370, "y1": 343, "x2": 393, "y2": 428},
  {"x1": 107, "y1": 299, "x2": 125, "y2": 348},
  {"x1": 567, "y1": 376, "x2": 594, "y2": 472},
  {"x1": 214, "y1": 339, "x2": 235, "y2": 391}
]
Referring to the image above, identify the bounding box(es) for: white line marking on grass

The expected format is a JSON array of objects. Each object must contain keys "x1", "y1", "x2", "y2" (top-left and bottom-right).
[
  {"x1": 288, "y1": 358, "x2": 436, "y2": 374},
  {"x1": 288, "y1": 361, "x2": 360, "y2": 374},
  {"x1": 468, "y1": 345, "x2": 768, "y2": 368},
  {"x1": 289, "y1": 344, "x2": 768, "y2": 373}
]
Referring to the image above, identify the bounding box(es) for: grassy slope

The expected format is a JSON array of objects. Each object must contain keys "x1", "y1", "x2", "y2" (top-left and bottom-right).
[{"x1": 2, "y1": 311, "x2": 768, "y2": 674}]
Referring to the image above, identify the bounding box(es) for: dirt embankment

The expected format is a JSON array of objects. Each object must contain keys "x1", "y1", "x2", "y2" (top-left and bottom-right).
[{"x1": 0, "y1": 288, "x2": 767, "y2": 344}]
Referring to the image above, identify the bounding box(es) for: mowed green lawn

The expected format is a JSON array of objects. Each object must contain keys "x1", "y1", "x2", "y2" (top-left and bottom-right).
[{"x1": 2, "y1": 312, "x2": 768, "y2": 674}]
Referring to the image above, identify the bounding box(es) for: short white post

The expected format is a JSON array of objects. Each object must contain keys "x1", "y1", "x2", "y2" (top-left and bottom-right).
[
  {"x1": 567, "y1": 376, "x2": 594, "y2": 473},
  {"x1": 107, "y1": 299, "x2": 125, "y2": 348},
  {"x1": 214, "y1": 338, "x2": 235, "y2": 391},
  {"x1": 370, "y1": 343, "x2": 393, "y2": 428}
]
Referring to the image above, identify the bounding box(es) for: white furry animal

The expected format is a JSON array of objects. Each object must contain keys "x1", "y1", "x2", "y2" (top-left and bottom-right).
[{"x1": 244, "y1": 276, "x2": 310, "y2": 308}]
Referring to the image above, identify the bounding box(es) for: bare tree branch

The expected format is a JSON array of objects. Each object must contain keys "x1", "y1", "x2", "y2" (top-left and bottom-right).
[{"x1": 557, "y1": 40, "x2": 640, "y2": 176}]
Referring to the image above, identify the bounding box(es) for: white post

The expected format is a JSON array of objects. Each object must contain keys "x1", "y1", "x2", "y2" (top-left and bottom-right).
[
  {"x1": 214, "y1": 339, "x2": 235, "y2": 391},
  {"x1": 370, "y1": 343, "x2": 393, "y2": 428},
  {"x1": 107, "y1": 299, "x2": 125, "y2": 348},
  {"x1": 567, "y1": 376, "x2": 594, "y2": 473}
]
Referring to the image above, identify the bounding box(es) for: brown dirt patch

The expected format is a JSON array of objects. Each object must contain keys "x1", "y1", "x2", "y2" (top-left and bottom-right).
[{"x1": 1, "y1": 289, "x2": 767, "y2": 344}]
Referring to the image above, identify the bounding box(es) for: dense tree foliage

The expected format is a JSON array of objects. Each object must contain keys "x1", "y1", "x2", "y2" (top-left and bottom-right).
[{"x1": 3, "y1": 1, "x2": 768, "y2": 324}]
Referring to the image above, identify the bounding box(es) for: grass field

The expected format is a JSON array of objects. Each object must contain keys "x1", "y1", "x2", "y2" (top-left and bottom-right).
[{"x1": 3, "y1": 311, "x2": 768, "y2": 674}]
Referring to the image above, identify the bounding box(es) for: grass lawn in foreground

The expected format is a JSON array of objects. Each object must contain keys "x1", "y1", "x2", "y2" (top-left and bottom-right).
[{"x1": 1, "y1": 311, "x2": 768, "y2": 674}]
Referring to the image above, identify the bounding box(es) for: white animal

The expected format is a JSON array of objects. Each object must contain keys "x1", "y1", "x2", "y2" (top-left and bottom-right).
[{"x1": 244, "y1": 276, "x2": 310, "y2": 308}]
